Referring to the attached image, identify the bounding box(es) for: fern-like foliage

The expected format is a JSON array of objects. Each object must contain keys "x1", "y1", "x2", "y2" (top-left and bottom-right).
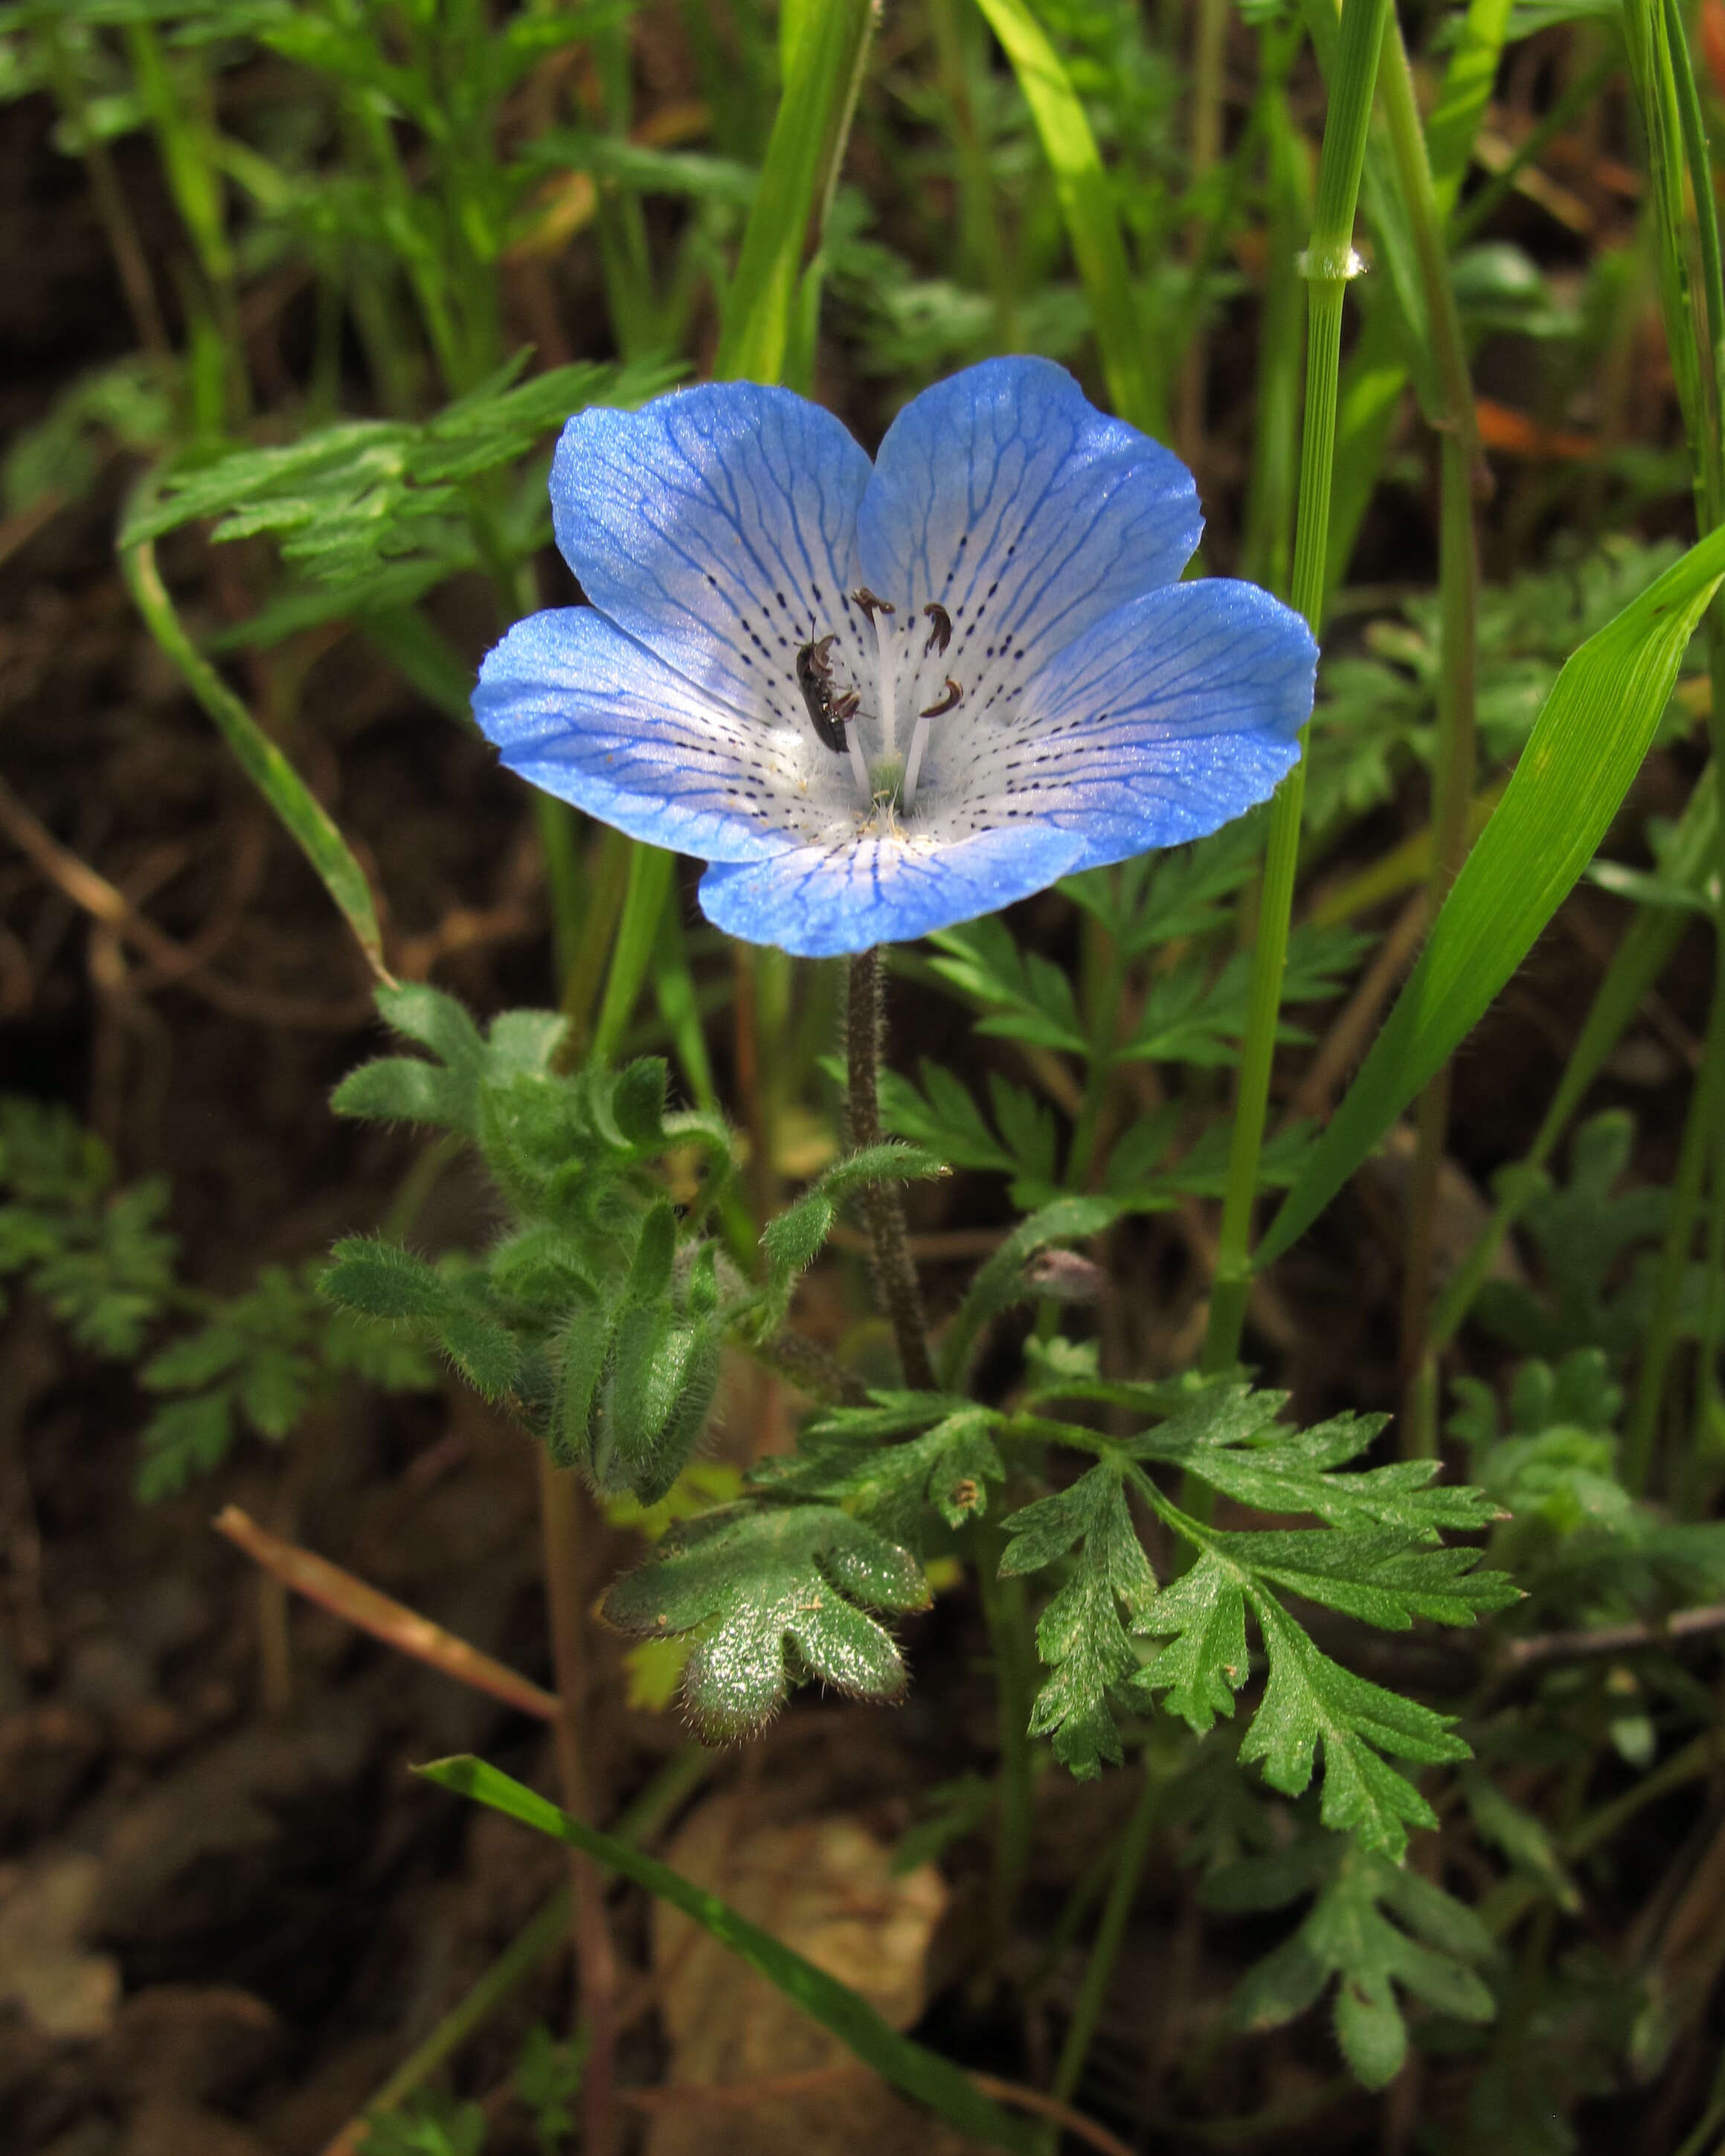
[
  {"x1": 0, "y1": 1095, "x2": 177, "y2": 1355},
  {"x1": 1208, "y1": 1824, "x2": 1497, "y2": 2086},
  {"x1": 994, "y1": 1380, "x2": 1517, "y2": 1856}
]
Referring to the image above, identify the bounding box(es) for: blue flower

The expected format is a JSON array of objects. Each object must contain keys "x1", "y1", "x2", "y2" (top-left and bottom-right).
[{"x1": 475, "y1": 357, "x2": 1316, "y2": 959}]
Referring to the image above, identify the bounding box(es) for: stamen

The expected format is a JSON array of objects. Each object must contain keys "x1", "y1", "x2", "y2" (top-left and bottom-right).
[
  {"x1": 852, "y1": 587, "x2": 896, "y2": 626},
  {"x1": 922, "y1": 602, "x2": 951, "y2": 657},
  {"x1": 845, "y1": 715, "x2": 872, "y2": 802},
  {"x1": 902, "y1": 678, "x2": 960, "y2": 814}
]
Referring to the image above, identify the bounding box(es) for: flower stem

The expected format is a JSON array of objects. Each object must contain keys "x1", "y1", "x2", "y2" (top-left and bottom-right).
[
  {"x1": 536, "y1": 1453, "x2": 619, "y2": 2156},
  {"x1": 846, "y1": 949, "x2": 938, "y2": 1389}
]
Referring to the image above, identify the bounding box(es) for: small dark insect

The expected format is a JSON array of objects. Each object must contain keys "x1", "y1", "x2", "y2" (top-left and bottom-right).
[
  {"x1": 919, "y1": 677, "x2": 963, "y2": 719},
  {"x1": 796, "y1": 635, "x2": 853, "y2": 754},
  {"x1": 852, "y1": 585, "x2": 896, "y2": 627},
  {"x1": 922, "y1": 602, "x2": 952, "y2": 657}
]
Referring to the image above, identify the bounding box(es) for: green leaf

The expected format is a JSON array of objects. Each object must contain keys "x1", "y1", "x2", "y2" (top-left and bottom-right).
[
  {"x1": 330, "y1": 1056, "x2": 475, "y2": 1134},
  {"x1": 597, "y1": 1307, "x2": 721, "y2": 1505},
  {"x1": 442, "y1": 1312, "x2": 522, "y2": 1403},
  {"x1": 925, "y1": 917, "x2": 1088, "y2": 1053},
  {"x1": 970, "y1": 0, "x2": 1161, "y2": 434},
  {"x1": 550, "y1": 1304, "x2": 613, "y2": 1474},
  {"x1": 1221, "y1": 1838, "x2": 1496, "y2": 2088},
  {"x1": 1459, "y1": 1763, "x2": 1581, "y2": 1914},
  {"x1": 1130, "y1": 1384, "x2": 1503, "y2": 1536},
  {"x1": 759, "y1": 1403, "x2": 1005, "y2": 1541},
  {"x1": 1217, "y1": 1528, "x2": 1520, "y2": 1629},
  {"x1": 1239, "y1": 1598, "x2": 1468, "y2": 1859},
  {"x1": 1261, "y1": 524, "x2": 1725, "y2": 1268},
  {"x1": 417, "y1": 1757, "x2": 1039, "y2": 2154},
  {"x1": 999, "y1": 1463, "x2": 1157, "y2": 1776},
  {"x1": 601, "y1": 1504, "x2": 930, "y2": 1737},
  {"x1": 321, "y1": 1238, "x2": 453, "y2": 1323},
  {"x1": 714, "y1": 0, "x2": 874, "y2": 385},
  {"x1": 759, "y1": 1142, "x2": 945, "y2": 1301},
  {"x1": 121, "y1": 529, "x2": 389, "y2": 981},
  {"x1": 1131, "y1": 1552, "x2": 1250, "y2": 1735},
  {"x1": 937, "y1": 1194, "x2": 1118, "y2": 1387},
  {"x1": 375, "y1": 982, "x2": 486, "y2": 1075},
  {"x1": 136, "y1": 1391, "x2": 235, "y2": 1502},
  {"x1": 879, "y1": 1061, "x2": 1015, "y2": 1177}
]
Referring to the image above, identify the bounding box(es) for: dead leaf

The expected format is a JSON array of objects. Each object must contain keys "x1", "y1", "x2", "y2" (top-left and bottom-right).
[
  {"x1": 645, "y1": 1792, "x2": 971, "y2": 2156},
  {"x1": 0, "y1": 1853, "x2": 121, "y2": 2038}
]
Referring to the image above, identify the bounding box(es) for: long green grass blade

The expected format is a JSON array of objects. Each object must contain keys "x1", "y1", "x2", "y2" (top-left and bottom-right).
[
  {"x1": 1258, "y1": 531, "x2": 1725, "y2": 1270},
  {"x1": 970, "y1": 0, "x2": 1160, "y2": 434},
  {"x1": 714, "y1": 0, "x2": 875, "y2": 384},
  {"x1": 592, "y1": 843, "x2": 677, "y2": 1063},
  {"x1": 121, "y1": 526, "x2": 390, "y2": 981},
  {"x1": 417, "y1": 1755, "x2": 1041, "y2": 2155}
]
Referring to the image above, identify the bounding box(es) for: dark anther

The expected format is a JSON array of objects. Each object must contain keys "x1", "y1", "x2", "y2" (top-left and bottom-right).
[
  {"x1": 922, "y1": 602, "x2": 952, "y2": 657},
  {"x1": 797, "y1": 636, "x2": 851, "y2": 754},
  {"x1": 919, "y1": 678, "x2": 963, "y2": 719},
  {"x1": 852, "y1": 585, "x2": 896, "y2": 626}
]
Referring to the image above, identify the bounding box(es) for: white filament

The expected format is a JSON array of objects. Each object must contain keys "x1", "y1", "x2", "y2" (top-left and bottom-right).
[
  {"x1": 873, "y1": 606, "x2": 900, "y2": 758},
  {"x1": 845, "y1": 718, "x2": 872, "y2": 803},
  {"x1": 901, "y1": 708, "x2": 931, "y2": 812}
]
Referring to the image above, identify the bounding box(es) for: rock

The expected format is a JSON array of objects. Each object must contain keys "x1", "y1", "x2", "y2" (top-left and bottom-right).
[
  {"x1": 0, "y1": 1853, "x2": 121, "y2": 2039},
  {"x1": 97, "y1": 1985, "x2": 280, "y2": 2107}
]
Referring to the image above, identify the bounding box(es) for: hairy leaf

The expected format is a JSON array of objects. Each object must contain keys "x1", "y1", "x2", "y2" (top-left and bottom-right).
[{"x1": 602, "y1": 1505, "x2": 930, "y2": 1737}]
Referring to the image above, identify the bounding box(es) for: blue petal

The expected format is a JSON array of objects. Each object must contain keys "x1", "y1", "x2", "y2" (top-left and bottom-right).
[
  {"x1": 1004, "y1": 579, "x2": 1316, "y2": 869},
  {"x1": 474, "y1": 607, "x2": 797, "y2": 864},
  {"x1": 855, "y1": 358, "x2": 1201, "y2": 696},
  {"x1": 550, "y1": 383, "x2": 873, "y2": 722},
  {"x1": 697, "y1": 824, "x2": 1086, "y2": 958}
]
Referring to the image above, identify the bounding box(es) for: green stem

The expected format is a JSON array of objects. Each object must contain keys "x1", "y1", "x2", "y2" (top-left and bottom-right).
[
  {"x1": 1241, "y1": 48, "x2": 1309, "y2": 599},
  {"x1": 980, "y1": 1556, "x2": 1038, "y2": 1953},
  {"x1": 846, "y1": 950, "x2": 937, "y2": 1389},
  {"x1": 1065, "y1": 915, "x2": 1125, "y2": 1188},
  {"x1": 591, "y1": 846, "x2": 676, "y2": 1064},
  {"x1": 931, "y1": 0, "x2": 1015, "y2": 346},
  {"x1": 1042, "y1": 1762, "x2": 1158, "y2": 2140},
  {"x1": 43, "y1": 25, "x2": 173, "y2": 369},
  {"x1": 1628, "y1": 979, "x2": 1725, "y2": 1493},
  {"x1": 1399, "y1": 430, "x2": 1480, "y2": 1455},
  {"x1": 1621, "y1": 0, "x2": 1725, "y2": 1487}
]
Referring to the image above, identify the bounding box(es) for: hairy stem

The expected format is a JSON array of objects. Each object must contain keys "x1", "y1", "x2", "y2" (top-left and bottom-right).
[
  {"x1": 536, "y1": 1455, "x2": 619, "y2": 2156},
  {"x1": 846, "y1": 948, "x2": 938, "y2": 1389}
]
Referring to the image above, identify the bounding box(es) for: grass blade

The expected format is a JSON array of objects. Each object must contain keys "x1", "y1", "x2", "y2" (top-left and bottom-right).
[
  {"x1": 417, "y1": 1754, "x2": 1041, "y2": 2155},
  {"x1": 1257, "y1": 529, "x2": 1725, "y2": 1270},
  {"x1": 121, "y1": 524, "x2": 390, "y2": 982},
  {"x1": 715, "y1": 0, "x2": 876, "y2": 384},
  {"x1": 971, "y1": 0, "x2": 1161, "y2": 434}
]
